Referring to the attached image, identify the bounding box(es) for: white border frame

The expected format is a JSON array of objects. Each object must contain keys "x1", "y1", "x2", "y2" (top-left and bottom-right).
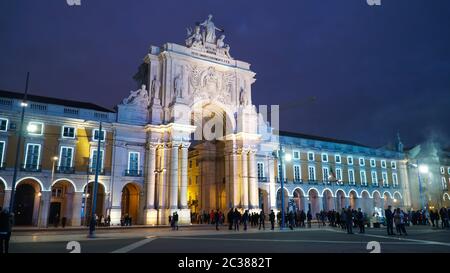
[
  {"x1": 24, "y1": 143, "x2": 41, "y2": 169},
  {"x1": 0, "y1": 118, "x2": 8, "y2": 132},
  {"x1": 59, "y1": 146, "x2": 75, "y2": 168},
  {"x1": 128, "y1": 151, "x2": 141, "y2": 172},
  {"x1": 27, "y1": 121, "x2": 44, "y2": 136},
  {"x1": 61, "y1": 125, "x2": 76, "y2": 139}
]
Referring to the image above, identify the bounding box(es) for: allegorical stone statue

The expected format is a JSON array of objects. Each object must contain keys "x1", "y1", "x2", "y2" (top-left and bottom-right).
[
  {"x1": 239, "y1": 87, "x2": 248, "y2": 106},
  {"x1": 122, "y1": 85, "x2": 149, "y2": 106},
  {"x1": 174, "y1": 74, "x2": 183, "y2": 99},
  {"x1": 216, "y1": 34, "x2": 232, "y2": 58},
  {"x1": 200, "y1": 14, "x2": 223, "y2": 44},
  {"x1": 186, "y1": 25, "x2": 203, "y2": 47},
  {"x1": 151, "y1": 76, "x2": 161, "y2": 100}
]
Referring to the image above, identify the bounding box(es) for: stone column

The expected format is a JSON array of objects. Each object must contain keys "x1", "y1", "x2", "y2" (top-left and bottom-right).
[
  {"x1": 158, "y1": 145, "x2": 168, "y2": 209},
  {"x1": 399, "y1": 160, "x2": 412, "y2": 208},
  {"x1": 248, "y1": 149, "x2": 258, "y2": 209},
  {"x1": 169, "y1": 143, "x2": 179, "y2": 209},
  {"x1": 179, "y1": 143, "x2": 190, "y2": 209},
  {"x1": 71, "y1": 192, "x2": 83, "y2": 226},
  {"x1": 241, "y1": 149, "x2": 249, "y2": 209},
  {"x1": 268, "y1": 156, "x2": 276, "y2": 210},
  {"x1": 232, "y1": 149, "x2": 240, "y2": 208},
  {"x1": 225, "y1": 151, "x2": 231, "y2": 209},
  {"x1": 304, "y1": 197, "x2": 310, "y2": 212},
  {"x1": 38, "y1": 191, "x2": 51, "y2": 228},
  {"x1": 145, "y1": 143, "x2": 157, "y2": 209}
]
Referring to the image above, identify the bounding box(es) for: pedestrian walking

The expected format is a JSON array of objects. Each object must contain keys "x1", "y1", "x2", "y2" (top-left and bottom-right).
[
  {"x1": 0, "y1": 208, "x2": 14, "y2": 254},
  {"x1": 227, "y1": 209, "x2": 233, "y2": 230},
  {"x1": 356, "y1": 208, "x2": 365, "y2": 233},
  {"x1": 233, "y1": 208, "x2": 241, "y2": 231},
  {"x1": 385, "y1": 205, "x2": 395, "y2": 235},
  {"x1": 307, "y1": 210, "x2": 312, "y2": 228},
  {"x1": 346, "y1": 206, "x2": 353, "y2": 234},
  {"x1": 269, "y1": 209, "x2": 275, "y2": 230},
  {"x1": 242, "y1": 210, "x2": 249, "y2": 231},
  {"x1": 214, "y1": 210, "x2": 220, "y2": 231},
  {"x1": 173, "y1": 211, "x2": 179, "y2": 230},
  {"x1": 259, "y1": 210, "x2": 265, "y2": 230}
]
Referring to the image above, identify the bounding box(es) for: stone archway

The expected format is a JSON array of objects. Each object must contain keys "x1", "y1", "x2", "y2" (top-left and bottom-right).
[
  {"x1": 372, "y1": 191, "x2": 383, "y2": 216},
  {"x1": 349, "y1": 190, "x2": 358, "y2": 209},
  {"x1": 308, "y1": 188, "x2": 320, "y2": 216},
  {"x1": 322, "y1": 189, "x2": 334, "y2": 211},
  {"x1": 121, "y1": 183, "x2": 141, "y2": 225},
  {"x1": 393, "y1": 191, "x2": 403, "y2": 208},
  {"x1": 276, "y1": 188, "x2": 289, "y2": 211},
  {"x1": 259, "y1": 188, "x2": 269, "y2": 213},
  {"x1": 335, "y1": 189, "x2": 346, "y2": 210},
  {"x1": 360, "y1": 190, "x2": 372, "y2": 215},
  {"x1": 50, "y1": 180, "x2": 76, "y2": 226},
  {"x1": 14, "y1": 178, "x2": 42, "y2": 226},
  {"x1": 443, "y1": 193, "x2": 450, "y2": 207},
  {"x1": 293, "y1": 188, "x2": 306, "y2": 212},
  {"x1": 384, "y1": 191, "x2": 394, "y2": 209},
  {"x1": 83, "y1": 182, "x2": 106, "y2": 225}
]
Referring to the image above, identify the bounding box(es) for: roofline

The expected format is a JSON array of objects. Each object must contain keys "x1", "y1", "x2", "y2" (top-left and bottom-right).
[
  {"x1": 0, "y1": 89, "x2": 115, "y2": 113},
  {"x1": 275, "y1": 130, "x2": 370, "y2": 148}
]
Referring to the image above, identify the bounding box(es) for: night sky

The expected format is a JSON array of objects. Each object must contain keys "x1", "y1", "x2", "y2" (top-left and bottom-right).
[{"x1": 1, "y1": 0, "x2": 449, "y2": 148}]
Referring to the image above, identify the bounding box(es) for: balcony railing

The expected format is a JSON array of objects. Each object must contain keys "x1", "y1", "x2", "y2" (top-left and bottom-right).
[
  {"x1": 275, "y1": 177, "x2": 288, "y2": 183},
  {"x1": 258, "y1": 177, "x2": 268, "y2": 182},
  {"x1": 382, "y1": 184, "x2": 390, "y2": 188},
  {"x1": 392, "y1": 184, "x2": 399, "y2": 188},
  {"x1": 21, "y1": 164, "x2": 42, "y2": 172},
  {"x1": 124, "y1": 169, "x2": 143, "y2": 177},
  {"x1": 307, "y1": 180, "x2": 318, "y2": 185},
  {"x1": 293, "y1": 179, "x2": 303, "y2": 184},
  {"x1": 55, "y1": 166, "x2": 75, "y2": 174},
  {"x1": 88, "y1": 167, "x2": 105, "y2": 175}
]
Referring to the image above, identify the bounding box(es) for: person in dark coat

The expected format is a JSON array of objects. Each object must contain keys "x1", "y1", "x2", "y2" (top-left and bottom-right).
[
  {"x1": 269, "y1": 210, "x2": 275, "y2": 230},
  {"x1": 307, "y1": 210, "x2": 312, "y2": 228},
  {"x1": 233, "y1": 209, "x2": 241, "y2": 231},
  {"x1": 259, "y1": 210, "x2": 265, "y2": 230},
  {"x1": 173, "y1": 212, "x2": 179, "y2": 230},
  {"x1": 227, "y1": 209, "x2": 233, "y2": 230},
  {"x1": 0, "y1": 209, "x2": 14, "y2": 254},
  {"x1": 356, "y1": 208, "x2": 365, "y2": 233},
  {"x1": 242, "y1": 210, "x2": 249, "y2": 231},
  {"x1": 385, "y1": 205, "x2": 395, "y2": 235},
  {"x1": 345, "y1": 206, "x2": 353, "y2": 234},
  {"x1": 214, "y1": 210, "x2": 220, "y2": 231}
]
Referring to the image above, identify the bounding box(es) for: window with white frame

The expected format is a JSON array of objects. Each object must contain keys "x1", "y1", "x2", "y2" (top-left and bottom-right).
[
  {"x1": 382, "y1": 172, "x2": 388, "y2": 186},
  {"x1": 257, "y1": 162, "x2": 265, "y2": 179},
  {"x1": 392, "y1": 173, "x2": 398, "y2": 187},
  {"x1": 62, "y1": 126, "x2": 76, "y2": 138},
  {"x1": 90, "y1": 149, "x2": 104, "y2": 171},
  {"x1": 335, "y1": 168, "x2": 342, "y2": 182},
  {"x1": 293, "y1": 150, "x2": 300, "y2": 160},
  {"x1": 92, "y1": 129, "x2": 106, "y2": 142},
  {"x1": 27, "y1": 121, "x2": 43, "y2": 135},
  {"x1": 322, "y1": 167, "x2": 329, "y2": 181},
  {"x1": 307, "y1": 152, "x2": 314, "y2": 161},
  {"x1": 370, "y1": 158, "x2": 376, "y2": 167},
  {"x1": 128, "y1": 152, "x2": 140, "y2": 172},
  {"x1": 294, "y1": 165, "x2": 301, "y2": 181},
  {"x1": 359, "y1": 157, "x2": 365, "y2": 166},
  {"x1": 348, "y1": 169, "x2": 355, "y2": 185},
  {"x1": 381, "y1": 160, "x2": 387, "y2": 168},
  {"x1": 59, "y1": 146, "x2": 74, "y2": 168},
  {"x1": 448, "y1": 167, "x2": 450, "y2": 175},
  {"x1": 335, "y1": 154, "x2": 341, "y2": 164},
  {"x1": 0, "y1": 118, "x2": 8, "y2": 132},
  {"x1": 442, "y1": 177, "x2": 447, "y2": 190},
  {"x1": 371, "y1": 171, "x2": 378, "y2": 186},
  {"x1": 321, "y1": 153, "x2": 328, "y2": 162},
  {"x1": 347, "y1": 156, "x2": 353, "y2": 165},
  {"x1": 0, "y1": 141, "x2": 5, "y2": 167},
  {"x1": 308, "y1": 166, "x2": 316, "y2": 181},
  {"x1": 360, "y1": 170, "x2": 367, "y2": 186},
  {"x1": 391, "y1": 161, "x2": 397, "y2": 169},
  {"x1": 440, "y1": 167, "x2": 445, "y2": 174},
  {"x1": 24, "y1": 143, "x2": 41, "y2": 169}
]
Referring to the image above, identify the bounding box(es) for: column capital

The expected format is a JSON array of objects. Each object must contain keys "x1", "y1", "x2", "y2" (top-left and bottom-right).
[
  {"x1": 146, "y1": 142, "x2": 160, "y2": 150},
  {"x1": 180, "y1": 142, "x2": 191, "y2": 149}
]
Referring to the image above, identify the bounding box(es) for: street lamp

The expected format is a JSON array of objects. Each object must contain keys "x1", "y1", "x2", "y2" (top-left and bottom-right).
[{"x1": 273, "y1": 145, "x2": 291, "y2": 230}]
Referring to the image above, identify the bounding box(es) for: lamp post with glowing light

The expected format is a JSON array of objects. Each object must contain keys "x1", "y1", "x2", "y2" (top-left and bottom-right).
[{"x1": 273, "y1": 145, "x2": 291, "y2": 229}]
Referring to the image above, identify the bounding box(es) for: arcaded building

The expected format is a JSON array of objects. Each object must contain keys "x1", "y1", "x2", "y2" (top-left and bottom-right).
[{"x1": 0, "y1": 16, "x2": 448, "y2": 227}]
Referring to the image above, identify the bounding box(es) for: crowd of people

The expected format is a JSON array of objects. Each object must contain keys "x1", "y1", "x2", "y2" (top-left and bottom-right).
[{"x1": 193, "y1": 205, "x2": 450, "y2": 237}]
